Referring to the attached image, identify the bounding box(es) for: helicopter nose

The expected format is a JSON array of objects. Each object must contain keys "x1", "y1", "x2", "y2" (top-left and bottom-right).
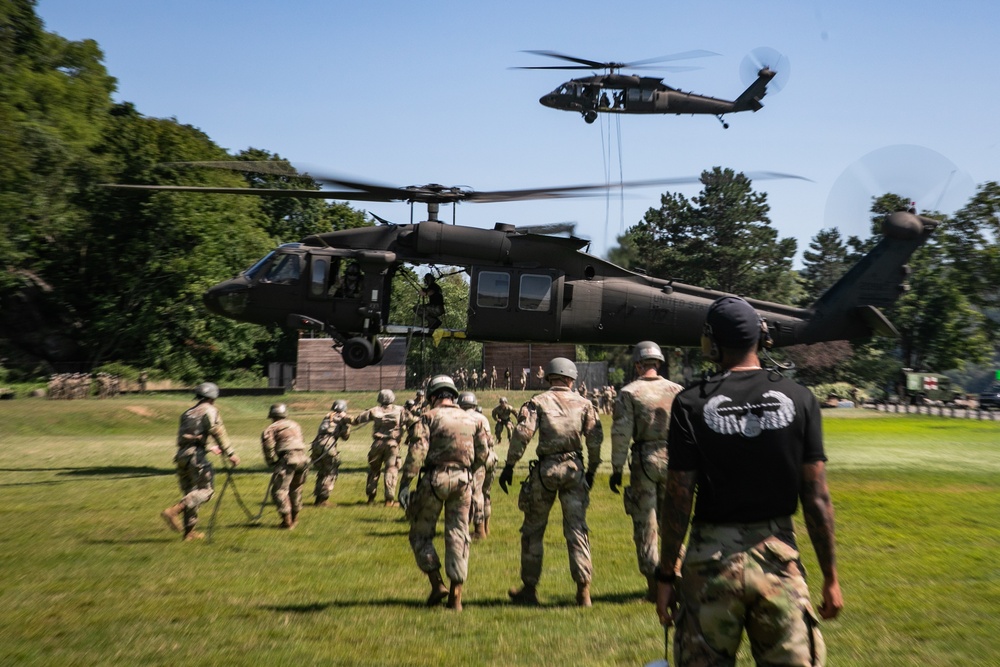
[
  {"x1": 540, "y1": 94, "x2": 556, "y2": 108},
  {"x1": 203, "y1": 277, "x2": 250, "y2": 317}
]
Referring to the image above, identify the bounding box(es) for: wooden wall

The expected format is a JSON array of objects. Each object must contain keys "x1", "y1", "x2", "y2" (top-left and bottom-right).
[{"x1": 295, "y1": 337, "x2": 407, "y2": 391}]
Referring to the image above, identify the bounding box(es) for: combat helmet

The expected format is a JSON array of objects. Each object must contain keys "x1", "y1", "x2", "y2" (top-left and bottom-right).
[
  {"x1": 544, "y1": 357, "x2": 578, "y2": 381},
  {"x1": 458, "y1": 391, "x2": 478, "y2": 410},
  {"x1": 269, "y1": 403, "x2": 288, "y2": 419},
  {"x1": 427, "y1": 375, "x2": 458, "y2": 401},
  {"x1": 632, "y1": 340, "x2": 665, "y2": 364},
  {"x1": 194, "y1": 382, "x2": 220, "y2": 400},
  {"x1": 377, "y1": 389, "x2": 395, "y2": 405},
  {"x1": 404, "y1": 399, "x2": 416, "y2": 410},
  {"x1": 332, "y1": 399, "x2": 348, "y2": 413}
]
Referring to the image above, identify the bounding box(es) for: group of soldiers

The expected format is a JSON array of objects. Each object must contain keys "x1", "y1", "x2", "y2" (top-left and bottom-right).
[
  {"x1": 46, "y1": 372, "x2": 123, "y2": 399},
  {"x1": 449, "y1": 365, "x2": 522, "y2": 391},
  {"x1": 161, "y1": 295, "x2": 843, "y2": 664}
]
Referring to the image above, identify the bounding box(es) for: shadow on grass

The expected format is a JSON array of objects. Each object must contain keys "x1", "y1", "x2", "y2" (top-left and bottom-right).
[
  {"x1": 0, "y1": 465, "x2": 176, "y2": 487},
  {"x1": 263, "y1": 595, "x2": 621, "y2": 612},
  {"x1": 85, "y1": 537, "x2": 177, "y2": 545}
]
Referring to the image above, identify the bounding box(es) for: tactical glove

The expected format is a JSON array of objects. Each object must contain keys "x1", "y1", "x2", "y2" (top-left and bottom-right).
[
  {"x1": 609, "y1": 471, "x2": 622, "y2": 494},
  {"x1": 398, "y1": 485, "x2": 411, "y2": 510},
  {"x1": 584, "y1": 470, "x2": 595, "y2": 490},
  {"x1": 498, "y1": 464, "x2": 515, "y2": 494}
]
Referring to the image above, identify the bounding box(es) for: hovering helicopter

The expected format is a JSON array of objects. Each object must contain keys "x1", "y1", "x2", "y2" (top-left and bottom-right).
[
  {"x1": 515, "y1": 48, "x2": 788, "y2": 127},
  {"x1": 107, "y1": 165, "x2": 933, "y2": 369}
]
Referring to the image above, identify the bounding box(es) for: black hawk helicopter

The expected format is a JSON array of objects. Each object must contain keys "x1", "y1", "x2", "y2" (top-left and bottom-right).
[
  {"x1": 515, "y1": 48, "x2": 788, "y2": 128},
  {"x1": 107, "y1": 164, "x2": 933, "y2": 369}
]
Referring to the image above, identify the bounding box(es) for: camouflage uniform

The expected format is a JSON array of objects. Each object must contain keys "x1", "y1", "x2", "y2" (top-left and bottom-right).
[
  {"x1": 173, "y1": 401, "x2": 236, "y2": 534},
  {"x1": 262, "y1": 417, "x2": 309, "y2": 523},
  {"x1": 311, "y1": 409, "x2": 351, "y2": 504},
  {"x1": 353, "y1": 403, "x2": 405, "y2": 503},
  {"x1": 465, "y1": 407, "x2": 498, "y2": 536},
  {"x1": 491, "y1": 401, "x2": 516, "y2": 444},
  {"x1": 400, "y1": 404, "x2": 490, "y2": 584},
  {"x1": 611, "y1": 375, "x2": 684, "y2": 578},
  {"x1": 506, "y1": 386, "x2": 603, "y2": 589}
]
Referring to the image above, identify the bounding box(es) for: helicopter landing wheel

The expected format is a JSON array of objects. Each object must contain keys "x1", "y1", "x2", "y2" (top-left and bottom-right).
[
  {"x1": 584, "y1": 110, "x2": 598, "y2": 124},
  {"x1": 715, "y1": 114, "x2": 730, "y2": 129},
  {"x1": 371, "y1": 337, "x2": 384, "y2": 364},
  {"x1": 342, "y1": 337, "x2": 374, "y2": 369}
]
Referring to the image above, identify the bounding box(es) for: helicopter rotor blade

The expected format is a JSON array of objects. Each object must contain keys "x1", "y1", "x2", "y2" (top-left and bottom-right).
[
  {"x1": 513, "y1": 222, "x2": 577, "y2": 235},
  {"x1": 516, "y1": 49, "x2": 718, "y2": 72},
  {"x1": 623, "y1": 50, "x2": 720, "y2": 67},
  {"x1": 739, "y1": 47, "x2": 791, "y2": 92}
]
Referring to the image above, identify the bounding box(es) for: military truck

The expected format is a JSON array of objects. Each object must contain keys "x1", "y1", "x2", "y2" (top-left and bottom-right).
[{"x1": 898, "y1": 369, "x2": 962, "y2": 405}]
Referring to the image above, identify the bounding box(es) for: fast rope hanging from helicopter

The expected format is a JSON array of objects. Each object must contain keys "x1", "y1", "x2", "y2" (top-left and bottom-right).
[{"x1": 599, "y1": 108, "x2": 627, "y2": 253}]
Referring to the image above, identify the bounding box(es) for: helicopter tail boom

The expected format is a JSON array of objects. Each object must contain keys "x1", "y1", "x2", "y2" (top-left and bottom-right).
[{"x1": 732, "y1": 68, "x2": 775, "y2": 112}]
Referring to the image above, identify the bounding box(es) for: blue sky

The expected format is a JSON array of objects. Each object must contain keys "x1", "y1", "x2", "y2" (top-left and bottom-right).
[{"x1": 37, "y1": 0, "x2": 999, "y2": 263}]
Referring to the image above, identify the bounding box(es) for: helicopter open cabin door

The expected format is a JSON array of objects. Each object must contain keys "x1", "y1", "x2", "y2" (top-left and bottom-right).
[{"x1": 467, "y1": 267, "x2": 563, "y2": 341}]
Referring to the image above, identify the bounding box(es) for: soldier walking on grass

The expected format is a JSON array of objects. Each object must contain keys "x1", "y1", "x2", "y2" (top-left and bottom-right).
[
  {"x1": 458, "y1": 391, "x2": 498, "y2": 540},
  {"x1": 262, "y1": 403, "x2": 309, "y2": 529},
  {"x1": 311, "y1": 399, "x2": 351, "y2": 506},
  {"x1": 353, "y1": 389, "x2": 405, "y2": 506},
  {"x1": 498, "y1": 357, "x2": 604, "y2": 607},
  {"x1": 491, "y1": 397, "x2": 516, "y2": 446},
  {"x1": 609, "y1": 341, "x2": 683, "y2": 601},
  {"x1": 161, "y1": 382, "x2": 240, "y2": 541},
  {"x1": 398, "y1": 376, "x2": 490, "y2": 611}
]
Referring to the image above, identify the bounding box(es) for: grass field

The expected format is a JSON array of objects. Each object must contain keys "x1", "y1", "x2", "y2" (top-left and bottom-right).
[{"x1": 1, "y1": 392, "x2": 998, "y2": 666}]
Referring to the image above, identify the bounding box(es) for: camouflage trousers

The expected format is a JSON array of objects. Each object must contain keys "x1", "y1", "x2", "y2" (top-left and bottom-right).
[
  {"x1": 517, "y1": 453, "x2": 592, "y2": 586},
  {"x1": 471, "y1": 449, "x2": 498, "y2": 527},
  {"x1": 270, "y1": 450, "x2": 309, "y2": 518},
  {"x1": 494, "y1": 420, "x2": 513, "y2": 444},
  {"x1": 366, "y1": 438, "x2": 399, "y2": 502},
  {"x1": 312, "y1": 447, "x2": 341, "y2": 503},
  {"x1": 407, "y1": 466, "x2": 473, "y2": 583},
  {"x1": 175, "y1": 449, "x2": 214, "y2": 532},
  {"x1": 674, "y1": 517, "x2": 826, "y2": 666},
  {"x1": 624, "y1": 442, "x2": 668, "y2": 576}
]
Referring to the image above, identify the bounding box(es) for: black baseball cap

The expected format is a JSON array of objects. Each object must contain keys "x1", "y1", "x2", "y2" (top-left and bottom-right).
[{"x1": 704, "y1": 296, "x2": 761, "y2": 348}]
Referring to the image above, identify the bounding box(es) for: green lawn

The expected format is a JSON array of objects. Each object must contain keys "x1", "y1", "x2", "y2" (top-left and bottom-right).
[{"x1": 1, "y1": 394, "x2": 998, "y2": 666}]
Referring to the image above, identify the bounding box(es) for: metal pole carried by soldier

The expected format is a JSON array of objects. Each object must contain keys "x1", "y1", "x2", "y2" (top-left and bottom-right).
[
  {"x1": 609, "y1": 341, "x2": 684, "y2": 601},
  {"x1": 398, "y1": 376, "x2": 490, "y2": 611},
  {"x1": 458, "y1": 391, "x2": 499, "y2": 540},
  {"x1": 353, "y1": 389, "x2": 406, "y2": 506},
  {"x1": 491, "y1": 396, "x2": 516, "y2": 445},
  {"x1": 655, "y1": 296, "x2": 843, "y2": 665},
  {"x1": 311, "y1": 399, "x2": 352, "y2": 507},
  {"x1": 261, "y1": 403, "x2": 309, "y2": 529},
  {"x1": 498, "y1": 357, "x2": 604, "y2": 607},
  {"x1": 161, "y1": 382, "x2": 240, "y2": 541}
]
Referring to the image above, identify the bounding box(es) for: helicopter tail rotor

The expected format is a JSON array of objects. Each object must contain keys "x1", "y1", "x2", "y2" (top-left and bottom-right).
[{"x1": 740, "y1": 47, "x2": 790, "y2": 92}]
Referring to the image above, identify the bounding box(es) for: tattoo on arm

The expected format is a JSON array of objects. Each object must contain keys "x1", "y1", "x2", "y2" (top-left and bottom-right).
[
  {"x1": 801, "y1": 461, "x2": 837, "y2": 580},
  {"x1": 659, "y1": 471, "x2": 696, "y2": 570}
]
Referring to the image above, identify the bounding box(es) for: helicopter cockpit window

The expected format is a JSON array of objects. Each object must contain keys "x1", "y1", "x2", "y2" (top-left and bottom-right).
[
  {"x1": 477, "y1": 271, "x2": 510, "y2": 309},
  {"x1": 261, "y1": 254, "x2": 301, "y2": 285},
  {"x1": 518, "y1": 274, "x2": 552, "y2": 312},
  {"x1": 244, "y1": 251, "x2": 276, "y2": 281}
]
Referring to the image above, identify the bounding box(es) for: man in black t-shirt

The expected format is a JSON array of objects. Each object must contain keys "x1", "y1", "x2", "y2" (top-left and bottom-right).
[{"x1": 655, "y1": 296, "x2": 843, "y2": 666}]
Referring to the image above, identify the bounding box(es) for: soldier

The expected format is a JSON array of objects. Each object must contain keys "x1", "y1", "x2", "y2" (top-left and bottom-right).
[
  {"x1": 459, "y1": 391, "x2": 498, "y2": 540},
  {"x1": 609, "y1": 341, "x2": 684, "y2": 601},
  {"x1": 491, "y1": 397, "x2": 516, "y2": 445},
  {"x1": 520, "y1": 368, "x2": 528, "y2": 390},
  {"x1": 311, "y1": 399, "x2": 351, "y2": 506},
  {"x1": 261, "y1": 403, "x2": 309, "y2": 528},
  {"x1": 353, "y1": 389, "x2": 406, "y2": 506},
  {"x1": 498, "y1": 357, "x2": 604, "y2": 607},
  {"x1": 161, "y1": 382, "x2": 240, "y2": 541},
  {"x1": 656, "y1": 296, "x2": 842, "y2": 664},
  {"x1": 470, "y1": 369, "x2": 479, "y2": 390},
  {"x1": 414, "y1": 273, "x2": 445, "y2": 331},
  {"x1": 490, "y1": 366, "x2": 498, "y2": 390},
  {"x1": 413, "y1": 388, "x2": 427, "y2": 415},
  {"x1": 398, "y1": 376, "x2": 489, "y2": 611},
  {"x1": 504, "y1": 367, "x2": 512, "y2": 390}
]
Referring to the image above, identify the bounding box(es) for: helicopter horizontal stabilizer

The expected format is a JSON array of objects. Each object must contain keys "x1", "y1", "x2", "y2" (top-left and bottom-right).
[{"x1": 732, "y1": 68, "x2": 775, "y2": 112}]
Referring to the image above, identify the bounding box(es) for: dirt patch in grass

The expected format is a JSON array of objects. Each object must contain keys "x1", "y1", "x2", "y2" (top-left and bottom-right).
[{"x1": 124, "y1": 405, "x2": 157, "y2": 419}]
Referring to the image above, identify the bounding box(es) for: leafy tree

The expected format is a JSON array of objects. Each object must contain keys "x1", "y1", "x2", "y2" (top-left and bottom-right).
[{"x1": 800, "y1": 228, "x2": 849, "y2": 303}]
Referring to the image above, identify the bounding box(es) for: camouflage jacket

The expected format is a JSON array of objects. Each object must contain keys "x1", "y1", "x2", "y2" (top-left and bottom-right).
[
  {"x1": 491, "y1": 402, "x2": 517, "y2": 424},
  {"x1": 313, "y1": 411, "x2": 351, "y2": 447},
  {"x1": 400, "y1": 404, "x2": 490, "y2": 486},
  {"x1": 352, "y1": 404, "x2": 405, "y2": 441},
  {"x1": 261, "y1": 418, "x2": 306, "y2": 465},
  {"x1": 611, "y1": 375, "x2": 684, "y2": 471},
  {"x1": 176, "y1": 401, "x2": 234, "y2": 457},
  {"x1": 506, "y1": 386, "x2": 603, "y2": 473}
]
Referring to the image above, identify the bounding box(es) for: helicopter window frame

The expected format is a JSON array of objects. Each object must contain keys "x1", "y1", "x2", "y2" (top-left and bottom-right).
[
  {"x1": 476, "y1": 271, "x2": 510, "y2": 309},
  {"x1": 518, "y1": 274, "x2": 552, "y2": 312},
  {"x1": 243, "y1": 251, "x2": 276, "y2": 281},
  {"x1": 260, "y1": 253, "x2": 302, "y2": 286},
  {"x1": 309, "y1": 256, "x2": 331, "y2": 299}
]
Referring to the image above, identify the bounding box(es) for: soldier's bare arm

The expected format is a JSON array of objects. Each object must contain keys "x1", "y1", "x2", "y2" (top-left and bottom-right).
[{"x1": 800, "y1": 460, "x2": 843, "y2": 619}]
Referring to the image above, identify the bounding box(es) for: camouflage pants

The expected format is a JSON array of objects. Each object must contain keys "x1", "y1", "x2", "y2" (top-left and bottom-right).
[
  {"x1": 312, "y1": 447, "x2": 341, "y2": 502},
  {"x1": 494, "y1": 420, "x2": 513, "y2": 444},
  {"x1": 366, "y1": 439, "x2": 399, "y2": 502},
  {"x1": 270, "y1": 450, "x2": 309, "y2": 518},
  {"x1": 517, "y1": 454, "x2": 592, "y2": 586},
  {"x1": 407, "y1": 466, "x2": 473, "y2": 583},
  {"x1": 674, "y1": 518, "x2": 826, "y2": 666},
  {"x1": 624, "y1": 442, "x2": 668, "y2": 576},
  {"x1": 471, "y1": 450, "x2": 498, "y2": 527},
  {"x1": 175, "y1": 450, "x2": 214, "y2": 532}
]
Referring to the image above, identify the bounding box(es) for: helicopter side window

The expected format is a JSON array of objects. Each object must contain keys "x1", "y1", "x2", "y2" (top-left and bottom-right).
[
  {"x1": 261, "y1": 254, "x2": 301, "y2": 285},
  {"x1": 477, "y1": 271, "x2": 510, "y2": 308},
  {"x1": 518, "y1": 274, "x2": 552, "y2": 312},
  {"x1": 309, "y1": 257, "x2": 330, "y2": 298}
]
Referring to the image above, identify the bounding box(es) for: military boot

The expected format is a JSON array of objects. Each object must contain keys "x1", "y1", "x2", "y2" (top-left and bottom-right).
[
  {"x1": 483, "y1": 515, "x2": 490, "y2": 537},
  {"x1": 367, "y1": 494, "x2": 376, "y2": 505},
  {"x1": 183, "y1": 530, "x2": 205, "y2": 541},
  {"x1": 645, "y1": 574, "x2": 658, "y2": 602},
  {"x1": 472, "y1": 522, "x2": 486, "y2": 540},
  {"x1": 426, "y1": 570, "x2": 448, "y2": 607},
  {"x1": 447, "y1": 582, "x2": 463, "y2": 612},
  {"x1": 160, "y1": 502, "x2": 184, "y2": 533},
  {"x1": 315, "y1": 499, "x2": 329, "y2": 507},
  {"x1": 279, "y1": 514, "x2": 295, "y2": 530},
  {"x1": 576, "y1": 582, "x2": 592, "y2": 607},
  {"x1": 508, "y1": 584, "x2": 539, "y2": 606}
]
